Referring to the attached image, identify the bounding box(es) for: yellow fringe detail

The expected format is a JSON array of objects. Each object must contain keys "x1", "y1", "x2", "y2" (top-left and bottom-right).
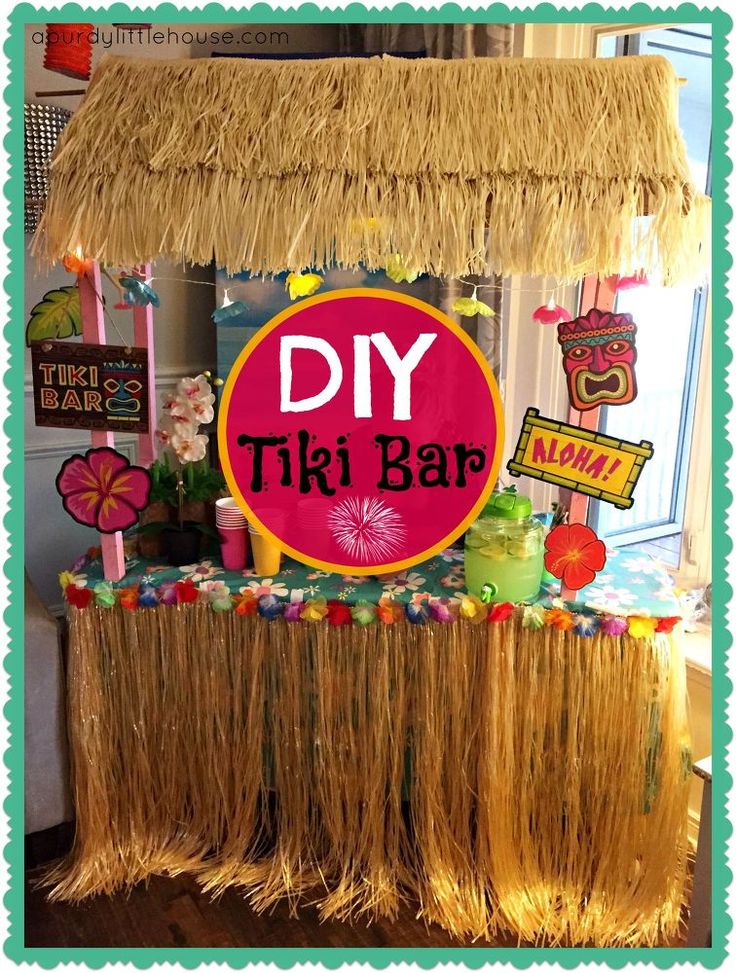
[
  {"x1": 42, "y1": 605, "x2": 691, "y2": 946},
  {"x1": 35, "y1": 53, "x2": 709, "y2": 284}
]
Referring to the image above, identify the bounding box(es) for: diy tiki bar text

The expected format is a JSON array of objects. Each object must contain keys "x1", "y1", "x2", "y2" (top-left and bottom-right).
[{"x1": 235, "y1": 332, "x2": 488, "y2": 496}]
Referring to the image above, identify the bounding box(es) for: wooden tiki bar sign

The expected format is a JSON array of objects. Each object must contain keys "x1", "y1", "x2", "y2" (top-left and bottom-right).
[{"x1": 31, "y1": 339, "x2": 150, "y2": 434}]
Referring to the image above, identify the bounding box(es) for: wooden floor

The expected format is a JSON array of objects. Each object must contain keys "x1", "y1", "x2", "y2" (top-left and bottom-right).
[{"x1": 25, "y1": 869, "x2": 531, "y2": 949}]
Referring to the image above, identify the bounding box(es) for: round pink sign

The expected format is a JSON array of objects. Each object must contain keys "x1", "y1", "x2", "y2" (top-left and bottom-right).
[{"x1": 219, "y1": 289, "x2": 504, "y2": 574}]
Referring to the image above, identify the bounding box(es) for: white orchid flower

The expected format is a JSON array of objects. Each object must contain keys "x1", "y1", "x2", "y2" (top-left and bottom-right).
[{"x1": 170, "y1": 431, "x2": 208, "y2": 463}]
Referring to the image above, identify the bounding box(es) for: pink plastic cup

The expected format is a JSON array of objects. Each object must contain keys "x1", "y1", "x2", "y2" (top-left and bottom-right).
[{"x1": 218, "y1": 525, "x2": 249, "y2": 571}]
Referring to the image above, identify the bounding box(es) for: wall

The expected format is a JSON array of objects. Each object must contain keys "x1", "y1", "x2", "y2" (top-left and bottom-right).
[{"x1": 24, "y1": 22, "x2": 340, "y2": 610}]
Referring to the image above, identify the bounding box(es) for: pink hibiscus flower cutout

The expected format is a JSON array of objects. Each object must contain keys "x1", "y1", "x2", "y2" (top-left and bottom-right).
[{"x1": 56, "y1": 447, "x2": 151, "y2": 534}]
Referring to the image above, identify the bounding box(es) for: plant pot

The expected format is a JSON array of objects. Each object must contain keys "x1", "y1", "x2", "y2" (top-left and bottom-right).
[
  {"x1": 138, "y1": 501, "x2": 172, "y2": 558},
  {"x1": 163, "y1": 522, "x2": 201, "y2": 567},
  {"x1": 180, "y1": 500, "x2": 207, "y2": 523},
  {"x1": 180, "y1": 500, "x2": 210, "y2": 553}
]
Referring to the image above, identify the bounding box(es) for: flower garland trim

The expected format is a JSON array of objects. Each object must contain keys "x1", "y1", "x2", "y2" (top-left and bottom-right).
[{"x1": 62, "y1": 580, "x2": 680, "y2": 639}]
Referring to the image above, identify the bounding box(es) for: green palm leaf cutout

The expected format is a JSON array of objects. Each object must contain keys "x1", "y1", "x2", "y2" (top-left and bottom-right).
[{"x1": 26, "y1": 285, "x2": 81, "y2": 346}]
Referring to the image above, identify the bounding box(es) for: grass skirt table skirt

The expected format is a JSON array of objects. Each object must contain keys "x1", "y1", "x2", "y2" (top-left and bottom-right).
[{"x1": 44, "y1": 604, "x2": 691, "y2": 946}]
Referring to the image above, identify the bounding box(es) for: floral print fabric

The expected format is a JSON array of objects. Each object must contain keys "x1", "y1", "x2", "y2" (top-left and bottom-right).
[{"x1": 76, "y1": 543, "x2": 679, "y2": 619}]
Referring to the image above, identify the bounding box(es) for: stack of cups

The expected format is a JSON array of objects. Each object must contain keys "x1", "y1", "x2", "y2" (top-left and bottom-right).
[
  {"x1": 215, "y1": 498, "x2": 249, "y2": 571},
  {"x1": 249, "y1": 508, "x2": 285, "y2": 576},
  {"x1": 297, "y1": 499, "x2": 332, "y2": 538}
]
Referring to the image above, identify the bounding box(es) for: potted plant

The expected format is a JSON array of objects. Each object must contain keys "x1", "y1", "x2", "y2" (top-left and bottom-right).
[
  {"x1": 137, "y1": 373, "x2": 225, "y2": 566},
  {"x1": 137, "y1": 455, "x2": 177, "y2": 557}
]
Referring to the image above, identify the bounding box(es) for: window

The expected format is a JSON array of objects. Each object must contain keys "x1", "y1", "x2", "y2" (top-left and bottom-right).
[{"x1": 590, "y1": 25, "x2": 711, "y2": 582}]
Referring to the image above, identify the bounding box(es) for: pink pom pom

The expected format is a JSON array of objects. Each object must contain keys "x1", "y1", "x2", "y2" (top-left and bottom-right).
[
  {"x1": 429, "y1": 600, "x2": 453, "y2": 623},
  {"x1": 600, "y1": 614, "x2": 628, "y2": 636}
]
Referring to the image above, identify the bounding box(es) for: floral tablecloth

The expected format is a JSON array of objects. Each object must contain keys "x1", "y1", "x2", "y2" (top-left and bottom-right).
[{"x1": 71, "y1": 543, "x2": 680, "y2": 619}]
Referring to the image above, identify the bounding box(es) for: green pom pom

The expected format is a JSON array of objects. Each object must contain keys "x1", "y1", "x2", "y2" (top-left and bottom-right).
[
  {"x1": 93, "y1": 582, "x2": 116, "y2": 608},
  {"x1": 212, "y1": 597, "x2": 234, "y2": 613},
  {"x1": 351, "y1": 601, "x2": 377, "y2": 626},
  {"x1": 522, "y1": 604, "x2": 545, "y2": 630}
]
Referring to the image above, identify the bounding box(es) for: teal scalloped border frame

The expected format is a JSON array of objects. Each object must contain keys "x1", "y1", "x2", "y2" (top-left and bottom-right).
[{"x1": 4, "y1": 3, "x2": 731, "y2": 966}]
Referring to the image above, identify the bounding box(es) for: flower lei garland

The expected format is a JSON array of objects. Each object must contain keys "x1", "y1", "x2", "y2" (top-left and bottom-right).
[{"x1": 59, "y1": 575, "x2": 680, "y2": 638}]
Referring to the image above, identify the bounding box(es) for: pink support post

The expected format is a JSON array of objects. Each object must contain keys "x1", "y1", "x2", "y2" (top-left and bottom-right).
[
  {"x1": 78, "y1": 262, "x2": 126, "y2": 582},
  {"x1": 560, "y1": 274, "x2": 618, "y2": 602},
  {"x1": 132, "y1": 263, "x2": 157, "y2": 467}
]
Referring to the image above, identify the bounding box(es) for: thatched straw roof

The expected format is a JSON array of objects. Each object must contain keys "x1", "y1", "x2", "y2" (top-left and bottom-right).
[{"x1": 36, "y1": 53, "x2": 709, "y2": 283}]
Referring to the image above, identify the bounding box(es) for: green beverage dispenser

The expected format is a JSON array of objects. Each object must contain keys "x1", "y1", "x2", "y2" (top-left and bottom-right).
[{"x1": 464, "y1": 487, "x2": 545, "y2": 603}]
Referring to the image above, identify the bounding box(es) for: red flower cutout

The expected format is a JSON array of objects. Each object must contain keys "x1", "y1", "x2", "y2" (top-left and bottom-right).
[
  {"x1": 175, "y1": 578, "x2": 199, "y2": 604},
  {"x1": 327, "y1": 600, "x2": 352, "y2": 625},
  {"x1": 655, "y1": 616, "x2": 681, "y2": 634},
  {"x1": 488, "y1": 602, "x2": 514, "y2": 623},
  {"x1": 56, "y1": 447, "x2": 151, "y2": 534},
  {"x1": 544, "y1": 523, "x2": 606, "y2": 590},
  {"x1": 66, "y1": 585, "x2": 92, "y2": 608}
]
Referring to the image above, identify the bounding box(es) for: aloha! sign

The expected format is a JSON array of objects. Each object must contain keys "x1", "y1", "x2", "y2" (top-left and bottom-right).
[
  {"x1": 219, "y1": 289, "x2": 504, "y2": 573},
  {"x1": 508, "y1": 408, "x2": 653, "y2": 510}
]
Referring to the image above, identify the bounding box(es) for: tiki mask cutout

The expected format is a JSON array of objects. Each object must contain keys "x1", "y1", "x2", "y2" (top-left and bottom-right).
[{"x1": 557, "y1": 308, "x2": 638, "y2": 411}]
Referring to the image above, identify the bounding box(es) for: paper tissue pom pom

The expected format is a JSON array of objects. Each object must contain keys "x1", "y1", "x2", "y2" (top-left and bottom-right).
[
  {"x1": 452, "y1": 295, "x2": 495, "y2": 318},
  {"x1": 119, "y1": 586, "x2": 139, "y2": 611},
  {"x1": 285, "y1": 272, "x2": 323, "y2": 300},
  {"x1": 212, "y1": 596, "x2": 234, "y2": 613},
  {"x1": 351, "y1": 601, "x2": 377, "y2": 626},
  {"x1": 137, "y1": 583, "x2": 159, "y2": 608},
  {"x1": 175, "y1": 578, "x2": 199, "y2": 604},
  {"x1": 58, "y1": 570, "x2": 81, "y2": 591},
  {"x1": 532, "y1": 301, "x2": 572, "y2": 325},
  {"x1": 488, "y1": 602, "x2": 514, "y2": 623},
  {"x1": 284, "y1": 600, "x2": 303, "y2": 622},
  {"x1": 66, "y1": 584, "x2": 92, "y2": 608},
  {"x1": 406, "y1": 602, "x2": 429, "y2": 625},
  {"x1": 615, "y1": 272, "x2": 649, "y2": 291},
  {"x1": 384, "y1": 254, "x2": 419, "y2": 284},
  {"x1": 93, "y1": 581, "x2": 116, "y2": 608},
  {"x1": 326, "y1": 600, "x2": 352, "y2": 625},
  {"x1": 212, "y1": 300, "x2": 248, "y2": 324},
  {"x1": 234, "y1": 591, "x2": 258, "y2": 616},
  {"x1": 377, "y1": 597, "x2": 403, "y2": 624},
  {"x1": 545, "y1": 608, "x2": 574, "y2": 631},
  {"x1": 573, "y1": 612, "x2": 599, "y2": 637},
  {"x1": 158, "y1": 582, "x2": 178, "y2": 606},
  {"x1": 119, "y1": 275, "x2": 160, "y2": 308},
  {"x1": 429, "y1": 600, "x2": 453, "y2": 623},
  {"x1": 522, "y1": 604, "x2": 546, "y2": 630},
  {"x1": 627, "y1": 616, "x2": 657, "y2": 639},
  {"x1": 302, "y1": 597, "x2": 329, "y2": 622},
  {"x1": 258, "y1": 594, "x2": 284, "y2": 620},
  {"x1": 600, "y1": 614, "x2": 628, "y2": 637},
  {"x1": 459, "y1": 594, "x2": 488, "y2": 624},
  {"x1": 656, "y1": 616, "x2": 680, "y2": 634}
]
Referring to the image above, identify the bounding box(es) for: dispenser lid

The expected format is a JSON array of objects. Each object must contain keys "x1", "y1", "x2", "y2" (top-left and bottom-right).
[{"x1": 482, "y1": 486, "x2": 532, "y2": 520}]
